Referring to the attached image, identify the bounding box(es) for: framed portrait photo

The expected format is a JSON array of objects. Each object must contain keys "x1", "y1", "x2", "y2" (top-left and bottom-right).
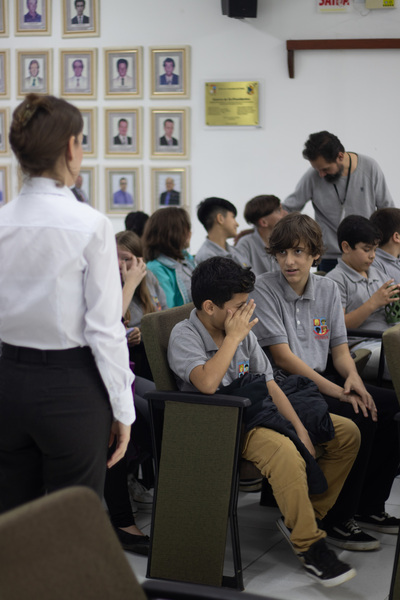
[
  {"x1": 0, "y1": 108, "x2": 9, "y2": 155},
  {"x1": 105, "y1": 108, "x2": 141, "y2": 158},
  {"x1": 72, "y1": 167, "x2": 96, "y2": 208},
  {"x1": 0, "y1": 0, "x2": 8, "y2": 36},
  {"x1": 63, "y1": 0, "x2": 98, "y2": 37},
  {"x1": 17, "y1": 50, "x2": 51, "y2": 98},
  {"x1": 151, "y1": 167, "x2": 188, "y2": 212},
  {"x1": 15, "y1": 0, "x2": 50, "y2": 35},
  {"x1": 0, "y1": 165, "x2": 10, "y2": 208},
  {"x1": 60, "y1": 49, "x2": 96, "y2": 99},
  {"x1": 0, "y1": 50, "x2": 9, "y2": 98},
  {"x1": 106, "y1": 168, "x2": 140, "y2": 215},
  {"x1": 150, "y1": 46, "x2": 190, "y2": 99},
  {"x1": 78, "y1": 107, "x2": 97, "y2": 157},
  {"x1": 150, "y1": 108, "x2": 189, "y2": 159},
  {"x1": 104, "y1": 48, "x2": 142, "y2": 99}
]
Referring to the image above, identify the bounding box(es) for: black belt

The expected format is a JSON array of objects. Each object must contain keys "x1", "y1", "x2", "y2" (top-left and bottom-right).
[{"x1": 1, "y1": 343, "x2": 94, "y2": 365}]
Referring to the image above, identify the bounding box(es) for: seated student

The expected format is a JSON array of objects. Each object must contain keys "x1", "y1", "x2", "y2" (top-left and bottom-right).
[
  {"x1": 142, "y1": 207, "x2": 195, "y2": 308},
  {"x1": 168, "y1": 256, "x2": 360, "y2": 588},
  {"x1": 195, "y1": 197, "x2": 247, "y2": 266},
  {"x1": 235, "y1": 195, "x2": 287, "y2": 275},
  {"x1": 326, "y1": 215, "x2": 400, "y2": 381},
  {"x1": 105, "y1": 238, "x2": 157, "y2": 556},
  {"x1": 116, "y1": 231, "x2": 167, "y2": 379},
  {"x1": 370, "y1": 207, "x2": 400, "y2": 282},
  {"x1": 125, "y1": 211, "x2": 149, "y2": 238},
  {"x1": 251, "y1": 213, "x2": 400, "y2": 551}
]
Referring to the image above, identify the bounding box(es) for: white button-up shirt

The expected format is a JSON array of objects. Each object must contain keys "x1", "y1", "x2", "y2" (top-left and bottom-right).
[{"x1": 0, "y1": 177, "x2": 135, "y2": 425}]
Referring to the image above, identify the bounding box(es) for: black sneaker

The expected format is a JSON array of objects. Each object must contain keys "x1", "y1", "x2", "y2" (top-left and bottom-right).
[
  {"x1": 276, "y1": 518, "x2": 356, "y2": 587},
  {"x1": 355, "y1": 512, "x2": 400, "y2": 534},
  {"x1": 299, "y1": 538, "x2": 356, "y2": 587},
  {"x1": 324, "y1": 518, "x2": 380, "y2": 551}
]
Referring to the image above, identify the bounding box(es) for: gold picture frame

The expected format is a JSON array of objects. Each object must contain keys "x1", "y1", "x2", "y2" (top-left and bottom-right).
[
  {"x1": 15, "y1": 0, "x2": 51, "y2": 35},
  {"x1": 150, "y1": 108, "x2": 189, "y2": 159},
  {"x1": 104, "y1": 47, "x2": 142, "y2": 99},
  {"x1": 105, "y1": 167, "x2": 141, "y2": 216},
  {"x1": 150, "y1": 46, "x2": 190, "y2": 99},
  {"x1": 105, "y1": 108, "x2": 141, "y2": 158},
  {"x1": 0, "y1": 50, "x2": 9, "y2": 98},
  {"x1": 0, "y1": 0, "x2": 8, "y2": 36},
  {"x1": 0, "y1": 165, "x2": 10, "y2": 207},
  {"x1": 78, "y1": 107, "x2": 97, "y2": 157},
  {"x1": 17, "y1": 49, "x2": 51, "y2": 98},
  {"x1": 151, "y1": 167, "x2": 188, "y2": 212},
  {"x1": 62, "y1": 0, "x2": 99, "y2": 37},
  {"x1": 0, "y1": 108, "x2": 9, "y2": 155},
  {"x1": 60, "y1": 48, "x2": 97, "y2": 99},
  {"x1": 73, "y1": 166, "x2": 96, "y2": 208}
]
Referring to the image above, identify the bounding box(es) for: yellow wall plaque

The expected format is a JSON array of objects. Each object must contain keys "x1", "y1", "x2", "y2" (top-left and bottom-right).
[{"x1": 205, "y1": 81, "x2": 259, "y2": 126}]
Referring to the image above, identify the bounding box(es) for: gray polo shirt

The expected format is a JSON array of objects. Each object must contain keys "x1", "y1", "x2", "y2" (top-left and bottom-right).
[
  {"x1": 236, "y1": 229, "x2": 280, "y2": 276},
  {"x1": 283, "y1": 154, "x2": 394, "y2": 260},
  {"x1": 251, "y1": 271, "x2": 347, "y2": 374},
  {"x1": 168, "y1": 308, "x2": 273, "y2": 392},
  {"x1": 326, "y1": 258, "x2": 389, "y2": 336},
  {"x1": 195, "y1": 238, "x2": 248, "y2": 267},
  {"x1": 373, "y1": 247, "x2": 400, "y2": 284},
  {"x1": 126, "y1": 271, "x2": 168, "y2": 328}
]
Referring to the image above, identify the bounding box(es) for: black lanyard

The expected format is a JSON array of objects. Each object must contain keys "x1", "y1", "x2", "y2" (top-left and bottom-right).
[{"x1": 333, "y1": 153, "x2": 352, "y2": 206}]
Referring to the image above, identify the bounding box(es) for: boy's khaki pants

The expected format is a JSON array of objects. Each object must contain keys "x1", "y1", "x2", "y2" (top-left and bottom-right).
[{"x1": 242, "y1": 413, "x2": 360, "y2": 552}]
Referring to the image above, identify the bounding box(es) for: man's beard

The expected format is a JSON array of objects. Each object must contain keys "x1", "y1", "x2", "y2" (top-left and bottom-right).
[{"x1": 324, "y1": 163, "x2": 344, "y2": 183}]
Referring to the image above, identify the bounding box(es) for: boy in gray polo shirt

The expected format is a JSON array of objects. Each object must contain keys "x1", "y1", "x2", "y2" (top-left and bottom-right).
[
  {"x1": 326, "y1": 215, "x2": 400, "y2": 381},
  {"x1": 168, "y1": 256, "x2": 359, "y2": 588},
  {"x1": 235, "y1": 194, "x2": 286, "y2": 275},
  {"x1": 370, "y1": 207, "x2": 400, "y2": 283},
  {"x1": 195, "y1": 197, "x2": 247, "y2": 267},
  {"x1": 252, "y1": 212, "x2": 400, "y2": 551}
]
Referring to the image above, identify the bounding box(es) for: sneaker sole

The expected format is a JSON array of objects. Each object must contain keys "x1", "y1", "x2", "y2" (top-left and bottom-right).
[
  {"x1": 276, "y1": 520, "x2": 358, "y2": 587},
  {"x1": 355, "y1": 522, "x2": 399, "y2": 535},
  {"x1": 305, "y1": 566, "x2": 357, "y2": 588},
  {"x1": 325, "y1": 535, "x2": 380, "y2": 551}
]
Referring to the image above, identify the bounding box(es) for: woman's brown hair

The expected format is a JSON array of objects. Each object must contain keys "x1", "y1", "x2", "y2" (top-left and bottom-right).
[
  {"x1": 142, "y1": 207, "x2": 191, "y2": 262},
  {"x1": 116, "y1": 231, "x2": 156, "y2": 317},
  {"x1": 9, "y1": 94, "x2": 83, "y2": 185}
]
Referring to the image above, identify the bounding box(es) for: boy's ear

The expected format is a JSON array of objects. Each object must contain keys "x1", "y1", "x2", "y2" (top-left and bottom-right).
[
  {"x1": 202, "y1": 299, "x2": 215, "y2": 315},
  {"x1": 215, "y1": 212, "x2": 225, "y2": 226},
  {"x1": 393, "y1": 231, "x2": 400, "y2": 244},
  {"x1": 341, "y1": 240, "x2": 351, "y2": 254},
  {"x1": 258, "y1": 216, "x2": 269, "y2": 228}
]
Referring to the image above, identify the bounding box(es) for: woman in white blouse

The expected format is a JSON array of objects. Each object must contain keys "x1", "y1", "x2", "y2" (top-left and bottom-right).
[{"x1": 0, "y1": 94, "x2": 135, "y2": 511}]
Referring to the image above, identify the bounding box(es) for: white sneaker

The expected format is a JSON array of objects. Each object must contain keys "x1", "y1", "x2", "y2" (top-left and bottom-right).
[{"x1": 128, "y1": 476, "x2": 154, "y2": 513}]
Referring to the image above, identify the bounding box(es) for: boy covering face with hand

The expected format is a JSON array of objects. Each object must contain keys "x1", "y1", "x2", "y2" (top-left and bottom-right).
[{"x1": 168, "y1": 256, "x2": 360, "y2": 588}]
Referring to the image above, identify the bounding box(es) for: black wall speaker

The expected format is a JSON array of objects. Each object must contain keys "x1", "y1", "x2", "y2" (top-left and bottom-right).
[{"x1": 221, "y1": 0, "x2": 257, "y2": 18}]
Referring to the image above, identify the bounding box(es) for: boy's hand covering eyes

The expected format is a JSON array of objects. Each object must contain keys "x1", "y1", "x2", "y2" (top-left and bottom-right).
[{"x1": 224, "y1": 299, "x2": 259, "y2": 344}]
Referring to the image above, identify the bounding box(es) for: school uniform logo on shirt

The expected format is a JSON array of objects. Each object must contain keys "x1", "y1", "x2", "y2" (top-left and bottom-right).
[
  {"x1": 238, "y1": 361, "x2": 250, "y2": 377},
  {"x1": 313, "y1": 317, "x2": 329, "y2": 338},
  {"x1": 152, "y1": 296, "x2": 162, "y2": 311}
]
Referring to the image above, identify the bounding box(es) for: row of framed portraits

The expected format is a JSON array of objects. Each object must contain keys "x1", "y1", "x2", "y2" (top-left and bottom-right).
[
  {"x1": 0, "y1": 107, "x2": 189, "y2": 159},
  {"x1": 0, "y1": 47, "x2": 190, "y2": 99},
  {"x1": 0, "y1": 166, "x2": 189, "y2": 215},
  {"x1": 1, "y1": 0, "x2": 98, "y2": 37}
]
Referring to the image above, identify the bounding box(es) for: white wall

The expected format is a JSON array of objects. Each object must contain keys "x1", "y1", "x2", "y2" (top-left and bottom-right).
[{"x1": 4, "y1": 0, "x2": 400, "y2": 252}]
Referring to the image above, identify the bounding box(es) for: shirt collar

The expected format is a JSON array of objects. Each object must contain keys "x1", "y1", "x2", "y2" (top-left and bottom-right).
[
  {"x1": 277, "y1": 270, "x2": 315, "y2": 301},
  {"x1": 189, "y1": 308, "x2": 218, "y2": 352},
  {"x1": 19, "y1": 177, "x2": 76, "y2": 201},
  {"x1": 337, "y1": 257, "x2": 381, "y2": 284},
  {"x1": 375, "y1": 247, "x2": 400, "y2": 265}
]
